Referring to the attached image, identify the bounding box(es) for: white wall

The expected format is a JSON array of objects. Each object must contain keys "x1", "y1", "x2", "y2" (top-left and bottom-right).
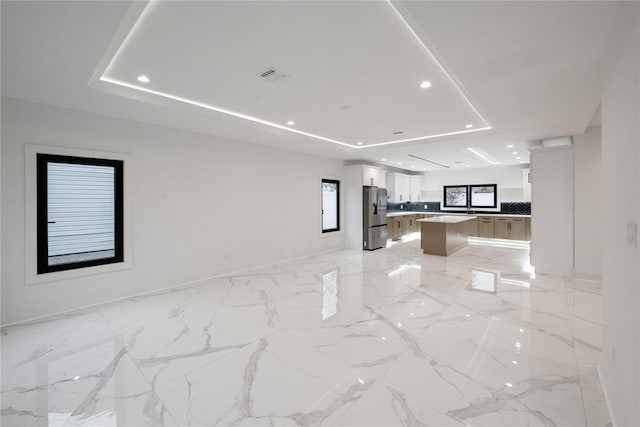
[
  {"x1": 599, "y1": 3, "x2": 640, "y2": 426},
  {"x1": 530, "y1": 146, "x2": 574, "y2": 277},
  {"x1": 422, "y1": 164, "x2": 530, "y2": 202},
  {"x1": 573, "y1": 126, "x2": 602, "y2": 279},
  {"x1": 1, "y1": 98, "x2": 344, "y2": 325},
  {"x1": 344, "y1": 165, "x2": 364, "y2": 250}
]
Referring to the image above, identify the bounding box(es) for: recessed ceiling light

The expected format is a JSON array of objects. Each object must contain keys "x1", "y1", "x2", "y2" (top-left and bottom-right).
[
  {"x1": 516, "y1": 156, "x2": 521, "y2": 160},
  {"x1": 397, "y1": 162, "x2": 403, "y2": 165},
  {"x1": 419, "y1": 81, "x2": 432, "y2": 89},
  {"x1": 287, "y1": 120, "x2": 295, "y2": 126},
  {"x1": 357, "y1": 141, "x2": 363, "y2": 145},
  {"x1": 512, "y1": 151, "x2": 518, "y2": 155},
  {"x1": 381, "y1": 158, "x2": 387, "y2": 161},
  {"x1": 465, "y1": 124, "x2": 473, "y2": 129},
  {"x1": 422, "y1": 168, "x2": 427, "y2": 171},
  {"x1": 137, "y1": 75, "x2": 150, "y2": 83},
  {"x1": 507, "y1": 144, "x2": 514, "y2": 148},
  {"x1": 520, "y1": 161, "x2": 525, "y2": 164},
  {"x1": 466, "y1": 165, "x2": 470, "y2": 168},
  {"x1": 410, "y1": 165, "x2": 415, "y2": 168}
]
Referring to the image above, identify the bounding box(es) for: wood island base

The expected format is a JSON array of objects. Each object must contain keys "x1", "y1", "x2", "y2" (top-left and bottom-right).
[{"x1": 418, "y1": 216, "x2": 477, "y2": 256}]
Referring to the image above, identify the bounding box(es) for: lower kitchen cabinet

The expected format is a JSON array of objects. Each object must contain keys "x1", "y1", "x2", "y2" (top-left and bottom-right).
[
  {"x1": 467, "y1": 218, "x2": 479, "y2": 237},
  {"x1": 388, "y1": 214, "x2": 529, "y2": 242},
  {"x1": 494, "y1": 217, "x2": 510, "y2": 239},
  {"x1": 478, "y1": 217, "x2": 495, "y2": 238},
  {"x1": 387, "y1": 217, "x2": 398, "y2": 241},
  {"x1": 399, "y1": 217, "x2": 409, "y2": 236},
  {"x1": 495, "y1": 217, "x2": 526, "y2": 240},
  {"x1": 406, "y1": 215, "x2": 417, "y2": 233},
  {"x1": 509, "y1": 218, "x2": 526, "y2": 240},
  {"x1": 388, "y1": 217, "x2": 406, "y2": 241},
  {"x1": 387, "y1": 214, "x2": 422, "y2": 240}
]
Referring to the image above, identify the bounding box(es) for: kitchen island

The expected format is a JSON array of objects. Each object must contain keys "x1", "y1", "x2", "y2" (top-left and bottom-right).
[{"x1": 417, "y1": 215, "x2": 477, "y2": 256}]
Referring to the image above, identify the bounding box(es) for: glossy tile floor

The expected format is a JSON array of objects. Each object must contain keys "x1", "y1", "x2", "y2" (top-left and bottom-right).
[{"x1": 1, "y1": 236, "x2": 611, "y2": 426}]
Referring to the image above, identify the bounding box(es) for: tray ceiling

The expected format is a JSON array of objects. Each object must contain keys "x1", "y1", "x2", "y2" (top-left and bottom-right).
[{"x1": 97, "y1": 0, "x2": 491, "y2": 149}]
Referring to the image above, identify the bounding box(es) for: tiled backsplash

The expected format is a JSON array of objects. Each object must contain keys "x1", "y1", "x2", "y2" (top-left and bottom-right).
[
  {"x1": 387, "y1": 201, "x2": 531, "y2": 215},
  {"x1": 499, "y1": 202, "x2": 531, "y2": 215}
]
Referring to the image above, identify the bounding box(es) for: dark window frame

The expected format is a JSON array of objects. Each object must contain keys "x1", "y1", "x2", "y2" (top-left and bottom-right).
[
  {"x1": 321, "y1": 179, "x2": 340, "y2": 233},
  {"x1": 37, "y1": 153, "x2": 124, "y2": 274},
  {"x1": 469, "y1": 184, "x2": 498, "y2": 208},
  {"x1": 443, "y1": 185, "x2": 469, "y2": 208}
]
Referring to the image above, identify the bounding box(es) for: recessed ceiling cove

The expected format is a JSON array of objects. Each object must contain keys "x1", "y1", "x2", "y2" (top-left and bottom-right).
[{"x1": 98, "y1": 0, "x2": 491, "y2": 148}]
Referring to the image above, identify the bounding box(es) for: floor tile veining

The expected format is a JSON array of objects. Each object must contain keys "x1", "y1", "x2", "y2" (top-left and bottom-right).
[{"x1": 1, "y1": 238, "x2": 611, "y2": 426}]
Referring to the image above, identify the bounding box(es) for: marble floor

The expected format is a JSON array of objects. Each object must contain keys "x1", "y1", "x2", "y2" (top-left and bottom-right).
[{"x1": 1, "y1": 236, "x2": 611, "y2": 426}]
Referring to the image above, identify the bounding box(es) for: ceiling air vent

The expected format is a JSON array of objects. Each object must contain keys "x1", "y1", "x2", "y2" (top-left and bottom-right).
[
  {"x1": 392, "y1": 130, "x2": 404, "y2": 135},
  {"x1": 257, "y1": 67, "x2": 288, "y2": 82},
  {"x1": 408, "y1": 154, "x2": 450, "y2": 169}
]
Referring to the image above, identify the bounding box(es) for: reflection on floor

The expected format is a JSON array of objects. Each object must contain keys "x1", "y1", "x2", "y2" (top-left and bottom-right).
[{"x1": 1, "y1": 239, "x2": 611, "y2": 426}]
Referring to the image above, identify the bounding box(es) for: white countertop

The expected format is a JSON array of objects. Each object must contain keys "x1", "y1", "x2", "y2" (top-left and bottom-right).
[
  {"x1": 387, "y1": 211, "x2": 531, "y2": 218},
  {"x1": 417, "y1": 215, "x2": 477, "y2": 224},
  {"x1": 386, "y1": 212, "x2": 419, "y2": 217}
]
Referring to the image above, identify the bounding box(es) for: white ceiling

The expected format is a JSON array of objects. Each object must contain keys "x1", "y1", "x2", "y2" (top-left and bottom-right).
[
  {"x1": 1, "y1": 1, "x2": 620, "y2": 172},
  {"x1": 100, "y1": 1, "x2": 490, "y2": 148}
]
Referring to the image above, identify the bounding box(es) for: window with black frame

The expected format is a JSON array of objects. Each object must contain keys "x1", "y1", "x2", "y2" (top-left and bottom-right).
[
  {"x1": 443, "y1": 185, "x2": 468, "y2": 208},
  {"x1": 37, "y1": 153, "x2": 124, "y2": 274},
  {"x1": 470, "y1": 184, "x2": 497, "y2": 208},
  {"x1": 321, "y1": 179, "x2": 340, "y2": 233}
]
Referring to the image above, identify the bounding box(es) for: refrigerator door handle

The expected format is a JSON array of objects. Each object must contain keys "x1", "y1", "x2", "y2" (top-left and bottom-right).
[{"x1": 373, "y1": 203, "x2": 378, "y2": 215}]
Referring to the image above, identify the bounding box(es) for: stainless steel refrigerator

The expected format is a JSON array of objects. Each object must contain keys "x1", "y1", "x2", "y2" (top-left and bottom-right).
[{"x1": 363, "y1": 186, "x2": 387, "y2": 250}]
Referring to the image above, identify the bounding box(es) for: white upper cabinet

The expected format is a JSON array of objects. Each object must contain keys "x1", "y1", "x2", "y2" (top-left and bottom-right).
[
  {"x1": 387, "y1": 173, "x2": 412, "y2": 201},
  {"x1": 362, "y1": 166, "x2": 386, "y2": 188},
  {"x1": 377, "y1": 169, "x2": 387, "y2": 188},
  {"x1": 410, "y1": 175, "x2": 423, "y2": 201},
  {"x1": 387, "y1": 173, "x2": 422, "y2": 201},
  {"x1": 398, "y1": 174, "x2": 409, "y2": 200}
]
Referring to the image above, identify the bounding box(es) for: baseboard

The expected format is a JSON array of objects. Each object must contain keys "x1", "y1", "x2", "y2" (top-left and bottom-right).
[
  {"x1": 1, "y1": 246, "x2": 344, "y2": 328},
  {"x1": 571, "y1": 272, "x2": 603, "y2": 282}
]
